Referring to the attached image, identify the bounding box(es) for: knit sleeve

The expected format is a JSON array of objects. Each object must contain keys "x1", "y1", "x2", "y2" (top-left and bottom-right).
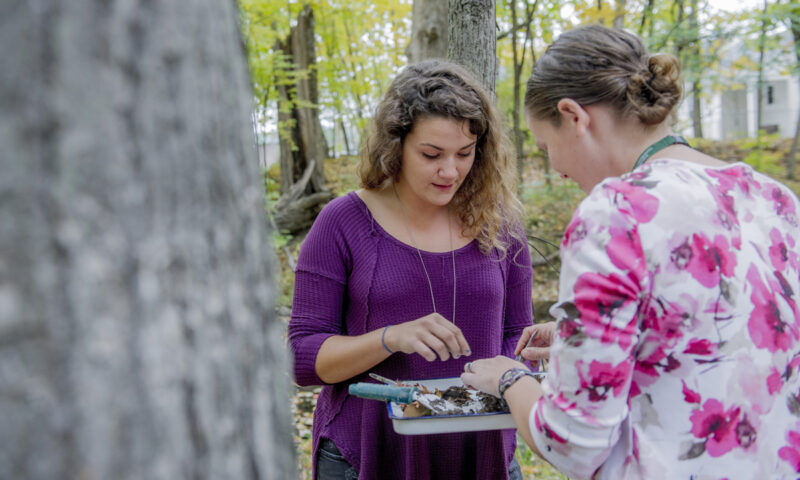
[
  {"x1": 502, "y1": 225, "x2": 534, "y2": 357},
  {"x1": 287, "y1": 197, "x2": 353, "y2": 386}
]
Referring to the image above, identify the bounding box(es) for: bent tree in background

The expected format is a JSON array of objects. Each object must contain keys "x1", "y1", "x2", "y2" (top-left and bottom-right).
[{"x1": 0, "y1": 1, "x2": 295, "y2": 478}]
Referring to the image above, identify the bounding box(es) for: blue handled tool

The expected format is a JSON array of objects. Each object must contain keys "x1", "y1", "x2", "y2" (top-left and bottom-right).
[
  {"x1": 348, "y1": 383, "x2": 418, "y2": 404},
  {"x1": 348, "y1": 382, "x2": 457, "y2": 414}
]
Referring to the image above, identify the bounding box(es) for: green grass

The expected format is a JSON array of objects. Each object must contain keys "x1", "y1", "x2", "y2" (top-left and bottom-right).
[{"x1": 516, "y1": 437, "x2": 569, "y2": 479}]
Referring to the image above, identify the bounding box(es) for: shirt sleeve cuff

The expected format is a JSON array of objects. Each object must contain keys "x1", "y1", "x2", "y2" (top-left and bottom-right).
[{"x1": 291, "y1": 332, "x2": 337, "y2": 386}]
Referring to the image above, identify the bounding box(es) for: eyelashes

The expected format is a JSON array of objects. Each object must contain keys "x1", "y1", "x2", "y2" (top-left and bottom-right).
[{"x1": 422, "y1": 151, "x2": 473, "y2": 160}]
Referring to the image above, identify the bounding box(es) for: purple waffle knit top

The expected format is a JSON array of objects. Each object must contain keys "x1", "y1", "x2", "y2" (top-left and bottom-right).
[{"x1": 288, "y1": 192, "x2": 533, "y2": 480}]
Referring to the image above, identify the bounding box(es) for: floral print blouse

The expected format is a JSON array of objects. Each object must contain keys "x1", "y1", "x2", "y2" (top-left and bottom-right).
[{"x1": 532, "y1": 159, "x2": 800, "y2": 479}]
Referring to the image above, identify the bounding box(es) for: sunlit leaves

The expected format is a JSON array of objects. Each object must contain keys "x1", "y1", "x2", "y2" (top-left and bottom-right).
[{"x1": 241, "y1": 0, "x2": 411, "y2": 155}]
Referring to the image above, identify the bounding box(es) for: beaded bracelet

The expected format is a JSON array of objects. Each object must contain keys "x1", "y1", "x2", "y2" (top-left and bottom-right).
[
  {"x1": 498, "y1": 368, "x2": 538, "y2": 398},
  {"x1": 381, "y1": 325, "x2": 394, "y2": 354}
]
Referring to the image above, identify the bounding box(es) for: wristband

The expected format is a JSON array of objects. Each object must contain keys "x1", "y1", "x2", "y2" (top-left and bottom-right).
[
  {"x1": 498, "y1": 368, "x2": 537, "y2": 398},
  {"x1": 381, "y1": 325, "x2": 394, "y2": 354}
]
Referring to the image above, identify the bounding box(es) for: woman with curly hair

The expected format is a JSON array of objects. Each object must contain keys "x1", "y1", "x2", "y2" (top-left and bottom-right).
[
  {"x1": 463, "y1": 24, "x2": 800, "y2": 479},
  {"x1": 288, "y1": 59, "x2": 533, "y2": 479}
]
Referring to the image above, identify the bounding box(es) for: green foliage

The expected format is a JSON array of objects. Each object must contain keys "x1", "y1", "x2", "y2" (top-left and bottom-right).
[
  {"x1": 738, "y1": 132, "x2": 787, "y2": 177},
  {"x1": 241, "y1": 0, "x2": 411, "y2": 157},
  {"x1": 261, "y1": 164, "x2": 296, "y2": 305},
  {"x1": 325, "y1": 155, "x2": 362, "y2": 196},
  {"x1": 520, "y1": 169, "x2": 584, "y2": 244},
  {"x1": 262, "y1": 162, "x2": 281, "y2": 202},
  {"x1": 515, "y1": 437, "x2": 569, "y2": 479}
]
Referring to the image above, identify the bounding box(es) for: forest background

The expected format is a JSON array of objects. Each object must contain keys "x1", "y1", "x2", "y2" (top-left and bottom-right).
[{"x1": 241, "y1": 0, "x2": 800, "y2": 478}]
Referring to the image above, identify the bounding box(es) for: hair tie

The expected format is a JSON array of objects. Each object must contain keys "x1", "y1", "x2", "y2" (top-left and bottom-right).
[{"x1": 381, "y1": 325, "x2": 394, "y2": 354}]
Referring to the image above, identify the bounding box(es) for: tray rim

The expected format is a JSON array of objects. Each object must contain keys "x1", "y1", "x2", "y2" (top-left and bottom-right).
[{"x1": 386, "y1": 376, "x2": 518, "y2": 434}]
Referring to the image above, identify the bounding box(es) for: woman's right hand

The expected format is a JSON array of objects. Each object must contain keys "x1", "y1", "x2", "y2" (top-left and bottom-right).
[
  {"x1": 515, "y1": 322, "x2": 556, "y2": 361},
  {"x1": 383, "y1": 313, "x2": 472, "y2": 362}
]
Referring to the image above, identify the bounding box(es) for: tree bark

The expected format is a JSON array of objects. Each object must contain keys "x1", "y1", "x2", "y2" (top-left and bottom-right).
[
  {"x1": 785, "y1": 4, "x2": 800, "y2": 179},
  {"x1": 510, "y1": 0, "x2": 522, "y2": 184},
  {"x1": 508, "y1": 0, "x2": 537, "y2": 187},
  {"x1": 339, "y1": 118, "x2": 352, "y2": 156},
  {"x1": 0, "y1": 1, "x2": 295, "y2": 479},
  {"x1": 639, "y1": 0, "x2": 656, "y2": 39},
  {"x1": 692, "y1": 81, "x2": 704, "y2": 138},
  {"x1": 274, "y1": 5, "x2": 333, "y2": 233},
  {"x1": 756, "y1": 0, "x2": 769, "y2": 132},
  {"x1": 406, "y1": 0, "x2": 450, "y2": 63},
  {"x1": 789, "y1": 109, "x2": 800, "y2": 180},
  {"x1": 613, "y1": 0, "x2": 626, "y2": 29},
  {"x1": 447, "y1": 0, "x2": 497, "y2": 96},
  {"x1": 690, "y1": 0, "x2": 704, "y2": 138}
]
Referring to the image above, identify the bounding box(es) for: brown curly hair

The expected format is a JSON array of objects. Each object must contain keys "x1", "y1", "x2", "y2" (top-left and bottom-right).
[
  {"x1": 524, "y1": 24, "x2": 682, "y2": 126},
  {"x1": 358, "y1": 60, "x2": 523, "y2": 258}
]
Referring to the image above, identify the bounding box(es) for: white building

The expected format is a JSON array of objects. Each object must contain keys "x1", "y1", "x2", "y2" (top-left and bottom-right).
[{"x1": 677, "y1": 30, "x2": 799, "y2": 140}]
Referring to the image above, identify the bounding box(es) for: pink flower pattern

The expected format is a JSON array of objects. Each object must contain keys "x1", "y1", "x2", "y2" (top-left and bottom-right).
[
  {"x1": 532, "y1": 160, "x2": 800, "y2": 479},
  {"x1": 763, "y1": 183, "x2": 798, "y2": 225},
  {"x1": 689, "y1": 399, "x2": 741, "y2": 457},
  {"x1": 779, "y1": 426, "x2": 800, "y2": 472},
  {"x1": 682, "y1": 380, "x2": 701, "y2": 404},
  {"x1": 746, "y1": 265, "x2": 800, "y2": 353},
  {"x1": 685, "y1": 233, "x2": 737, "y2": 288},
  {"x1": 576, "y1": 360, "x2": 632, "y2": 402}
]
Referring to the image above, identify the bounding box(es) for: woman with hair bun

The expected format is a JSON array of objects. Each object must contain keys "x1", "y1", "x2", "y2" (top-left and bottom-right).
[{"x1": 462, "y1": 24, "x2": 800, "y2": 479}]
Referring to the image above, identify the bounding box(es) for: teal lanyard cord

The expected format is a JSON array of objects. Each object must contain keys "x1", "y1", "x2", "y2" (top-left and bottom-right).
[{"x1": 631, "y1": 134, "x2": 690, "y2": 171}]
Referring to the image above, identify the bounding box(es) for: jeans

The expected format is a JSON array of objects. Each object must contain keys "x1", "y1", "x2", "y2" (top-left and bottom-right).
[
  {"x1": 315, "y1": 438, "x2": 524, "y2": 480},
  {"x1": 316, "y1": 438, "x2": 359, "y2": 480}
]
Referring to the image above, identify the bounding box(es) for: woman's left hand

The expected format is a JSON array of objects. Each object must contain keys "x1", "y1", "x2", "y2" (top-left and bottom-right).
[{"x1": 460, "y1": 355, "x2": 527, "y2": 396}]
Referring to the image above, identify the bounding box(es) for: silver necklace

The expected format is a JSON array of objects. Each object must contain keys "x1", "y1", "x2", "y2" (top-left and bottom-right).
[{"x1": 393, "y1": 183, "x2": 457, "y2": 325}]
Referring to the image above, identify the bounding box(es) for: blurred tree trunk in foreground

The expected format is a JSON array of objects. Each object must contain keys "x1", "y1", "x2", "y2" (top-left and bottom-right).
[
  {"x1": 274, "y1": 4, "x2": 333, "y2": 234},
  {"x1": 0, "y1": 1, "x2": 295, "y2": 479},
  {"x1": 406, "y1": 0, "x2": 449, "y2": 63}
]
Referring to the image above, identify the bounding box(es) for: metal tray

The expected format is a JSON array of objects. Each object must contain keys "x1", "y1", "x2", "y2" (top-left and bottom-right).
[{"x1": 387, "y1": 377, "x2": 516, "y2": 435}]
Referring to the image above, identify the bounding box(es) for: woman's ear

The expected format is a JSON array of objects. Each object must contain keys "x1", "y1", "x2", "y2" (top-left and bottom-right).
[{"x1": 556, "y1": 99, "x2": 590, "y2": 136}]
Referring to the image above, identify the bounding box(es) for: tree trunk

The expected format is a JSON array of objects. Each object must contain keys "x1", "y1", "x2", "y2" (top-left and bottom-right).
[
  {"x1": 510, "y1": 0, "x2": 522, "y2": 184},
  {"x1": 690, "y1": 0, "x2": 704, "y2": 138},
  {"x1": 407, "y1": 0, "x2": 450, "y2": 63},
  {"x1": 674, "y1": 0, "x2": 686, "y2": 60},
  {"x1": 639, "y1": 0, "x2": 655, "y2": 37},
  {"x1": 508, "y1": 0, "x2": 537, "y2": 187},
  {"x1": 0, "y1": 1, "x2": 295, "y2": 479},
  {"x1": 789, "y1": 109, "x2": 800, "y2": 180},
  {"x1": 339, "y1": 118, "x2": 352, "y2": 156},
  {"x1": 756, "y1": 0, "x2": 769, "y2": 132},
  {"x1": 613, "y1": 0, "x2": 626, "y2": 29},
  {"x1": 275, "y1": 5, "x2": 333, "y2": 233},
  {"x1": 447, "y1": 0, "x2": 497, "y2": 96},
  {"x1": 636, "y1": 0, "x2": 654, "y2": 35},
  {"x1": 692, "y1": 81, "x2": 704, "y2": 138},
  {"x1": 785, "y1": 4, "x2": 800, "y2": 180}
]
